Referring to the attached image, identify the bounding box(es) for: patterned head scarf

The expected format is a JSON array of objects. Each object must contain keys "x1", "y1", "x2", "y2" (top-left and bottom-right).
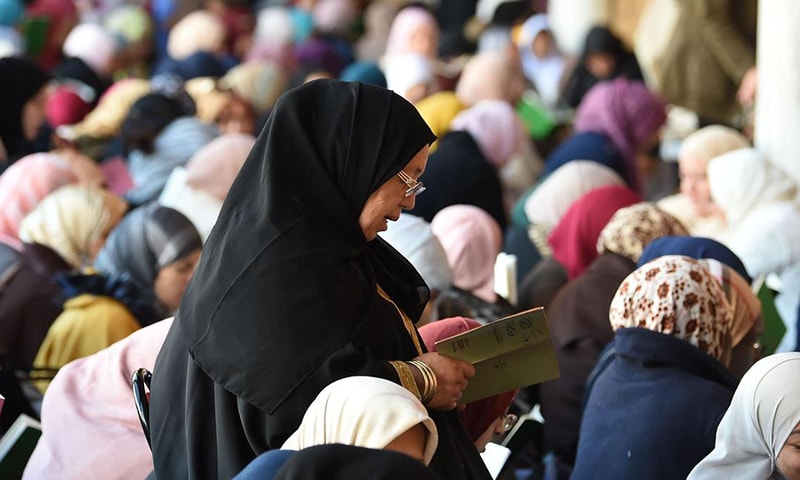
[
  {"x1": 697, "y1": 259, "x2": 762, "y2": 347},
  {"x1": 597, "y1": 203, "x2": 689, "y2": 263},
  {"x1": 610, "y1": 255, "x2": 734, "y2": 362},
  {"x1": 431, "y1": 205, "x2": 502, "y2": 303},
  {"x1": 281, "y1": 376, "x2": 438, "y2": 466},
  {"x1": 18, "y1": 185, "x2": 128, "y2": 268},
  {"x1": 0, "y1": 153, "x2": 78, "y2": 250}
]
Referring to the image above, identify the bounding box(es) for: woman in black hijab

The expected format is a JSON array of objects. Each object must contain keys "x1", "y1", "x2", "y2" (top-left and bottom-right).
[
  {"x1": 149, "y1": 79, "x2": 490, "y2": 479},
  {"x1": 0, "y1": 57, "x2": 52, "y2": 170}
]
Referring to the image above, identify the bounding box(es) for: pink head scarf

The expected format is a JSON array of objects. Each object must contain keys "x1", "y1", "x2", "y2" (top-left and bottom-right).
[
  {"x1": 0, "y1": 153, "x2": 78, "y2": 249},
  {"x1": 185, "y1": 133, "x2": 256, "y2": 201},
  {"x1": 431, "y1": 205, "x2": 502, "y2": 303},
  {"x1": 574, "y1": 78, "x2": 667, "y2": 189},
  {"x1": 548, "y1": 185, "x2": 642, "y2": 279},
  {"x1": 450, "y1": 100, "x2": 528, "y2": 168},
  {"x1": 383, "y1": 6, "x2": 439, "y2": 60}
]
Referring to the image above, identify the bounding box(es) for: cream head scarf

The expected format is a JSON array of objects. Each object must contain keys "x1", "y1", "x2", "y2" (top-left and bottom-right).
[
  {"x1": 18, "y1": 185, "x2": 128, "y2": 267},
  {"x1": 688, "y1": 353, "x2": 800, "y2": 480},
  {"x1": 610, "y1": 255, "x2": 734, "y2": 363},
  {"x1": 597, "y1": 203, "x2": 689, "y2": 263},
  {"x1": 281, "y1": 376, "x2": 438, "y2": 465}
]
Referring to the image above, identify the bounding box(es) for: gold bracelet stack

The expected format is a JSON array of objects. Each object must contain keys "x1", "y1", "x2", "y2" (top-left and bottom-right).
[
  {"x1": 408, "y1": 360, "x2": 438, "y2": 405},
  {"x1": 389, "y1": 360, "x2": 421, "y2": 400}
]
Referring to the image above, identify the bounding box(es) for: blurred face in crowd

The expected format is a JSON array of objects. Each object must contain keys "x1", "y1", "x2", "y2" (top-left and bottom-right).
[
  {"x1": 409, "y1": 24, "x2": 438, "y2": 60},
  {"x1": 154, "y1": 248, "x2": 202, "y2": 312},
  {"x1": 586, "y1": 51, "x2": 616, "y2": 79},
  {"x1": 359, "y1": 145, "x2": 428, "y2": 241},
  {"x1": 218, "y1": 97, "x2": 256, "y2": 135},
  {"x1": 531, "y1": 30, "x2": 554, "y2": 58},
  {"x1": 475, "y1": 412, "x2": 511, "y2": 453},
  {"x1": 777, "y1": 424, "x2": 800, "y2": 480},
  {"x1": 383, "y1": 423, "x2": 427, "y2": 463},
  {"x1": 679, "y1": 152, "x2": 716, "y2": 216},
  {"x1": 22, "y1": 85, "x2": 51, "y2": 141}
]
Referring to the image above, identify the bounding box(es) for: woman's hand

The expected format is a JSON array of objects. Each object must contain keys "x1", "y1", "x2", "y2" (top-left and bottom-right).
[{"x1": 412, "y1": 352, "x2": 475, "y2": 411}]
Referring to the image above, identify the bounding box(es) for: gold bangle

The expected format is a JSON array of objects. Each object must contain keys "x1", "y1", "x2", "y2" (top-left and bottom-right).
[
  {"x1": 408, "y1": 360, "x2": 437, "y2": 405},
  {"x1": 389, "y1": 360, "x2": 421, "y2": 400}
]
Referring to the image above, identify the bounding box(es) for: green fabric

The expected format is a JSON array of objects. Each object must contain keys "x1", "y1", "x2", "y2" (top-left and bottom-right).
[{"x1": 517, "y1": 97, "x2": 556, "y2": 141}]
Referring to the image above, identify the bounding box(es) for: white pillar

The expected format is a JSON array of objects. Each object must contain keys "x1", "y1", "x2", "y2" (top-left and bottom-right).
[
  {"x1": 754, "y1": 0, "x2": 800, "y2": 185},
  {"x1": 548, "y1": 0, "x2": 608, "y2": 57}
]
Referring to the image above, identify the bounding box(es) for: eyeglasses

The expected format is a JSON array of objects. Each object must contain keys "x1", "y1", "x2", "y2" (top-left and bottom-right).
[
  {"x1": 502, "y1": 413, "x2": 518, "y2": 433},
  {"x1": 396, "y1": 170, "x2": 426, "y2": 198}
]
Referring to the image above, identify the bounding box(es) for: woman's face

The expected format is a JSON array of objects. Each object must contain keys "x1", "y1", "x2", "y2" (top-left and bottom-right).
[
  {"x1": 475, "y1": 414, "x2": 508, "y2": 453},
  {"x1": 384, "y1": 423, "x2": 427, "y2": 463},
  {"x1": 359, "y1": 145, "x2": 429, "y2": 241},
  {"x1": 154, "y1": 248, "x2": 202, "y2": 312},
  {"x1": 532, "y1": 31, "x2": 554, "y2": 58},
  {"x1": 679, "y1": 153, "x2": 715, "y2": 216},
  {"x1": 22, "y1": 85, "x2": 51, "y2": 141},
  {"x1": 777, "y1": 424, "x2": 800, "y2": 480},
  {"x1": 586, "y1": 51, "x2": 616, "y2": 79},
  {"x1": 409, "y1": 24, "x2": 438, "y2": 60}
]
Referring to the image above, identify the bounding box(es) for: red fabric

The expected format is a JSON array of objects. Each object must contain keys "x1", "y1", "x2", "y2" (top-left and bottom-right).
[
  {"x1": 548, "y1": 185, "x2": 642, "y2": 280},
  {"x1": 46, "y1": 85, "x2": 92, "y2": 128},
  {"x1": 418, "y1": 317, "x2": 518, "y2": 442}
]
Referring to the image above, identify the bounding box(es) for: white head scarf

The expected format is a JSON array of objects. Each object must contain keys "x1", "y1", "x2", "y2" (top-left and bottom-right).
[
  {"x1": 516, "y1": 14, "x2": 566, "y2": 107},
  {"x1": 281, "y1": 376, "x2": 438, "y2": 465},
  {"x1": 383, "y1": 53, "x2": 435, "y2": 102},
  {"x1": 688, "y1": 353, "x2": 800, "y2": 480}
]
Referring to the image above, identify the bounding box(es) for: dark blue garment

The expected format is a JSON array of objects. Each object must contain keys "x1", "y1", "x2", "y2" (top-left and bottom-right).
[
  {"x1": 340, "y1": 61, "x2": 387, "y2": 88},
  {"x1": 503, "y1": 223, "x2": 542, "y2": 286},
  {"x1": 152, "y1": 51, "x2": 227, "y2": 81},
  {"x1": 637, "y1": 236, "x2": 752, "y2": 284},
  {"x1": 542, "y1": 132, "x2": 632, "y2": 187},
  {"x1": 572, "y1": 328, "x2": 737, "y2": 480},
  {"x1": 233, "y1": 450, "x2": 296, "y2": 480}
]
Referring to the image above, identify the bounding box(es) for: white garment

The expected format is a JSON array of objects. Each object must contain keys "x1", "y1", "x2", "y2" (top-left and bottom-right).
[
  {"x1": 688, "y1": 353, "x2": 800, "y2": 480},
  {"x1": 281, "y1": 376, "x2": 438, "y2": 466},
  {"x1": 158, "y1": 167, "x2": 223, "y2": 243},
  {"x1": 516, "y1": 14, "x2": 567, "y2": 109}
]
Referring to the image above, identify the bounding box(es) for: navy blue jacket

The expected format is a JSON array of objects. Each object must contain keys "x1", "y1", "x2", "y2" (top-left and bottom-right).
[{"x1": 571, "y1": 328, "x2": 737, "y2": 480}]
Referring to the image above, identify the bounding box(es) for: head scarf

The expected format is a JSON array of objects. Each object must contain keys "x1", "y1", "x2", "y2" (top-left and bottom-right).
[
  {"x1": 339, "y1": 61, "x2": 387, "y2": 88},
  {"x1": 708, "y1": 148, "x2": 797, "y2": 227},
  {"x1": 450, "y1": 100, "x2": 527, "y2": 169},
  {"x1": 574, "y1": 78, "x2": 667, "y2": 190},
  {"x1": 255, "y1": 6, "x2": 294, "y2": 46},
  {"x1": 524, "y1": 161, "x2": 626, "y2": 229},
  {"x1": 312, "y1": 0, "x2": 356, "y2": 36},
  {"x1": 46, "y1": 84, "x2": 92, "y2": 128},
  {"x1": 272, "y1": 444, "x2": 442, "y2": 480},
  {"x1": 293, "y1": 37, "x2": 349, "y2": 77},
  {"x1": 516, "y1": 14, "x2": 566, "y2": 107},
  {"x1": 281, "y1": 376, "x2": 438, "y2": 466},
  {"x1": 415, "y1": 91, "x2": 466, "y2": 144},
  {"x1": 0, "y1": 57, "x2": 51, "y2": 161},
  {"x1": 354, "y1": 1, "x2": 397, "y2": 62},
  {"x1": 167, "y1": 10, "x2": 226, "y2": 61},
  {"x1": 58, "y1": 79, "x2": 151, "y2": 140},
  {"x1": 0, "y1": 153, "x2": 78, "y2": 249},
  {"x1": 185, "y1": 133, "x2": 255, "y2": 202},
  {"x1": 154, "y1": 51, "x2": 226, "y2": 81},
  {"x1": 0, "y1": 0, "x2": 22, "y2": 26},
  {"x1": 431, "y1": 205, "x2": 502, "y2": 303},
  {"x1": 94, "y1": 204, "x2": 202, "y2": 315},
  {"x1": 103, "y1": 5, "x2": 153, "y2": 46},
  {"x1": 219, "y1": 60, "x2": 287, "y2": 114},
  {"x1": 687, "y1": 353, "x2": 800, "y2": 480},
  {"x1": 456, "y1": 50, "x2": 524, "y2": 106},
  {"x1": 18, "y1": 185, "x2": 127, "y2": 268},
  {"x1": 548, "y1": 185, "x2": 642, "y2": 279},
  {"x1": 419, "y1": 317, "x2": 518, "y2": 443},
  {"x1": 638, "y1": 236, "x2": 752, "y2": 284},
  {"x1": 597, "y1": 203, "x2": 689, "y2": 263},
  {"x1": 62, "y1": 23, "x2": 118, "y2": 78},
  {"x1": 179, "y1": 79, "x2": 436, "y2": 414},
  {"x1": 697, "y1": 259, "x2": 762, "y2": 347},
  {"x1": 679, "y1": 125, "x2": 749, "y2": 168},
  {"x1": 610, "y1": 255, "x2": 733, "y2": 362},
  {"x1": 383, "y1": 6, "x2": 439, "y2": 61},
  {"x1": 384, "y1": 53, "x2": 435, "y2": 102}
]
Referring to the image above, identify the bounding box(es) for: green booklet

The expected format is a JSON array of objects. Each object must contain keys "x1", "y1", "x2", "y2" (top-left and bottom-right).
[{"x1": 434, "y1": 307, "x2": 560, "y2": 403}]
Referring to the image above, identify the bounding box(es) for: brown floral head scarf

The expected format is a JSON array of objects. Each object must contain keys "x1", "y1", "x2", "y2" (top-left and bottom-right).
[
  {"x1": 610, "y1": 255, "x2": 734, "y2": 362},
  {"x1": 596, "y1": 202, "x2": 689, "y2": 263}
]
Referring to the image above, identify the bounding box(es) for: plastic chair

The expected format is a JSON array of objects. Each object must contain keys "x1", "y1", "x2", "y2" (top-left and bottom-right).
[{"x1": 131, "y1": 368, "x2": 152, "y2": 450}]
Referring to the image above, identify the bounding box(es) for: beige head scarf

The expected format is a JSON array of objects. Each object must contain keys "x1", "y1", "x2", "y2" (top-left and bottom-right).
[
  {"x1": 597, "y1": 203, "x2": 689, "y2": 263},
  {"x1": 18, "y1": 185, "x2": 128, "y2": 267},
  {"x1": 219, "y1": 60, "x2": 287, "y2": 114},
  {"x1": 610, "y1": 255, "x2": 734, "y2": 363},
  {"x1": 455, "y1": 50, "x2": 524, "y2": 106},
  {"x1": 167, "y1": 10, "x2": 226, "y2": 60},
  {"x1": 281, "y1": 376, "x2": 438, "y2": 465},
  {"x1": 679, "y1": 125, "x2": 749, "y2": 167},
  {"x1": 696, "y1": 258, "x2": 762, "y2": 347}
]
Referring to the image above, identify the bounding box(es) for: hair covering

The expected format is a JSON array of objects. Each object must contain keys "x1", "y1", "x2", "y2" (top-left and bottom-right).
[
  {"x1": 456, "y1": 50, "x2": 524, "y2": 106},
  {"x1": 574, "y1": 78, "x2": 667, "y2": 190},
  {"x1": 177, "y1": 80, "x2": 436, "y2": 414},
  {"x1": 548, "y1": 185, "x2": 642, "y2": 280},
  {"x1": 419, "y1": 317, "x2": 517, "y2": 443},
  {"x1": 638, "y1": 236, "x2": 752, "y2": 285},
  {"x1": 255, "y1": 6, "x2": 295, "y2": 45},
  {"x1": 0, "y1": 25, "x2": 23, "y2": 57},
  {"x1": 312, "y1": 0, "x2": 356, "y2": 36},
  {"x1": 687, "y1": 353, "x2": 800, "y2": 480},
  {"x1": 219, "y1": 60, "x2": 287, "y2": 114},
  {"x1": 416, "y1": 91, "x2": 466, "y2": 144},
  {"x1": 378, "y1": 213, "x2": 452, "y2": 294},
  {"x1": 610, "y1": 255, "x2": 733, "y2": 362},
  {"x1": 0, "y1": 0, "x2": 20, "y2": 26},
  {"x1": 272, "y1": 444, "x2": 442, "y2": 480},
  {"x1": 597, "y1": 203, "x2": 689, "y2": 263},
  {"x1": 184, "y1": 132, "x2": 254, "y2": 201},
  {"x1": 154, "y1": 51, "x2": 226, "y2": 81},
  {"x1": 354, "y1": 0, "x2": 397, "y2": 62},
  {"x1": 431, "y1": 205, "x2": 502, "y2": 303},
  {"x1": 46, "y1": 84, "x2": 92, "y2": 128},
  {"x1": 696, "y1": 258, "x2": 762, "y2": 348},
  {"x1": 94, "y1": 203, "x2": 202, "y2": 315},
  {"x1": 516, "y1": 14, "x2": 566, "y2": 107},
  {"x1": 0, "y1": 153, "x2": 78, "y2": 249},
  {"x1": 103, "y1": 5, "x2": 153, "y2": 46},
  {"x1": 62, "y1": 23, "x2": 118, "y2": 78},
  {"x1": 383, "y1": 6, "x2": 439, "y2": 61},
  {"x1": 524, "y1": 161, "x2": 625, "y2": 229},
  {"x1": 167, "y1": 10, "x2": 226, "y2": 61},
  {"x1": 708, "y1": 148, "x2": 797, "y2": 227},
  {"x1": 679, "y1": 125, "x2": 749, "y2": 167},
  {"x1": 450, "y1": 100, "x2": 528, "y2": 168},
  {"x1": 18, "y1": 185, "x2": 127, "y2": 268},
  {"x1": 384, "y1": 53, "x2": 435, "y2": 102},
  {"x1": 184, "y1": 77, "x2": 232, "y2": 123},
  {"x1": 0, "y1": 57, "x2": 51, "y2": 160},
  {"x1": 339, "y1": 61, "x2": 387, "y2": 88},
  {"x1": 58, "y1": 79, "x2": 151, "y2": 140},
  {"x1": 281, "y1": 376, "x2": 438, "y2": 465},
  {"x1": 293, "y1": 36, "x2": 349, "y2": 77}
]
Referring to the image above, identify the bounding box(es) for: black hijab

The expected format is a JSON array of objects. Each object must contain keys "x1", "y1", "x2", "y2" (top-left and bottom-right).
[
  {"x1": 0, "y1": 57, "x2": 51, "y2": 164},
  {"x1": 179, "y1": 79, "x2": 436, "y2": 414}
]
